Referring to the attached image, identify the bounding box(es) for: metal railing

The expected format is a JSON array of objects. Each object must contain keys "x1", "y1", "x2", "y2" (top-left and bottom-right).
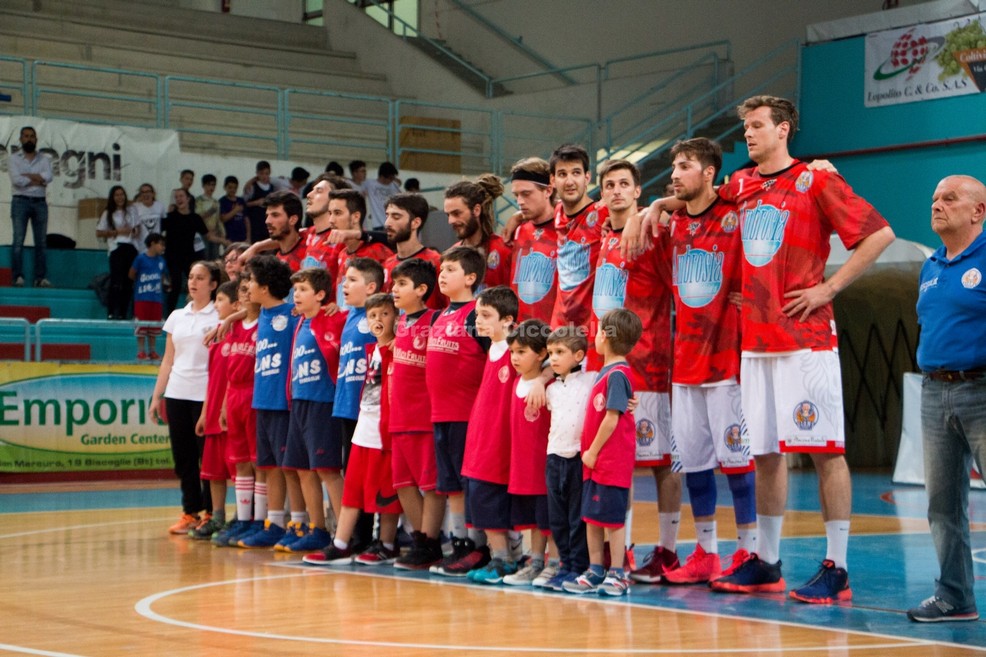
[
  {"x1": 34, "y1": 319, "x2": 164, "y2": 363},
  {"x1": 0, "y1": 318, "x2": 31, "y2": 361}
]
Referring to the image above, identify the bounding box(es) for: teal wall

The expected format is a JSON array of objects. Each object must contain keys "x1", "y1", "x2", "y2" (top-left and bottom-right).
[{"x1": 796, "y1": 36, "x2": 986, "y2": 247}]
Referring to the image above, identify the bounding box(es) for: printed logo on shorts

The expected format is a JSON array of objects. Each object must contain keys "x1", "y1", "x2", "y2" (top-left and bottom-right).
[
  {"x1": 272, "y1": 314, "x2": 289, "y2": 331},
  {"x1": 723, "y1": 424, "x2": 743, "y2": 452},
  {"x1": 793, "y1": 400, "x2": 819, "y2": 431},
  {"x1": 636, "y1": 418, "x2": 656, "y2": 447},
  {"x1": 498, "y1": 365, "x2": 510, "y2": 383},
  {"x1": 962, "y1": 267, "x2": 982, "y2": 289},
  {"x1": 720, "y1": 211, "x2": 739, "y2": 233},
  {"x1": 795, "y1": 170, "x2": 814, "y2": 193},
  {"x1": 593, "y1": 392, "x2": 606, "y2": 412}
]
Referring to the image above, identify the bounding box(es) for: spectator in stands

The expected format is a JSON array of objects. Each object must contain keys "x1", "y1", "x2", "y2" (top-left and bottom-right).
[
  {"x1": 96, "y1": 185, "x2": 140, "y2": 320},
  {"x1": 8, "y1": 126, "x2": 52, "y2": 288},
  {"x1": 404, "y1": 177, "x2": 421, "y2": 193},
  {"x1": 169, "y1": 169, "x2": 197, "y2": 213},
  {"x1": 363, "y1": 161, "x2": 402, "y2": 230},
  {"x1": 348, "y1": 159, "x2": 368, "y2": 193},
  {"x1": 129, "y1": 232, "x2": 168, "y2": 360},
  {"x1": 150, "y1": 260, "x2": 221, "y2": 535},
  {"x1": 326, "y1": 161, "x2": 345, "y2": 177},
  {"x1": 244, "y1": 160, "x2": 275, "y2": 244},
  {"x1": 162, "y1": 188, "x2": 209, "y2": 313},
  {"x1": 197, "y1": 174, "x2": 227, "y2": 260},
  {"x1": 224, "y1": 242, "x2": 250, "y2": 281},
  {"x1": 134, "y1": 183, "x2": 167, "y2": 248},
  {"x1": 219, "y1": 176, "x2": 249, "y2": 244},
  {"x1": 286, "y1": 166, "x2": 310, "y2": 197}
]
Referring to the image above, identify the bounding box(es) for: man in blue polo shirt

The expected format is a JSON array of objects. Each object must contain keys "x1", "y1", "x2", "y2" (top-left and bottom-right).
[{"x1": 909, "y1": 174, "x2": 986, "y2": 623}]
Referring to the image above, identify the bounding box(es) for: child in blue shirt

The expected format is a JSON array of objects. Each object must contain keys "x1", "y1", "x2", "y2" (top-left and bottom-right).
[{"x1": 129, "y1": 232, "x2": 169, "y2": 360}]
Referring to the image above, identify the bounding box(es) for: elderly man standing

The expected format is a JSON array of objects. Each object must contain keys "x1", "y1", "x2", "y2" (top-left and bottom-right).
[
  {"x1": 8, "y1": 126, "x2": 52, "y2": 287},
  {"x1": 909, "y1": 174, "x2": 986, "y2": 623}
]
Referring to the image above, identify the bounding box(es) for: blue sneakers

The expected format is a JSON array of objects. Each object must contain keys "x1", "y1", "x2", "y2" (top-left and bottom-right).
[
  {"x1": 212, "y1": 519, "x2": 259, "y2": 547},
  {"x1": 563, "y1": 568, "x2": 606, "y2": 594},
  {"x1": 469, "y1": 558, "x2": 518, "y2": 584},
  {"x1": 237, "y1": 519, "x2": 286, "y2": 548},
  {"x1": 709, "y1": 553, "x2": 786, "y2": 594},
  {"x1": 274, "y1": 522, "x2": 308, "y2": 552},
  {"x1": 284, "y1": 526, "x2": 332, "y2": 553},
  {"x1": 789, "y1": 560, "x2": 852, "y2": 604}
]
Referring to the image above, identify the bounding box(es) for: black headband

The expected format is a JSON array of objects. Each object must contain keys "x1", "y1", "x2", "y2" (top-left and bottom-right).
[{"x1": 511, "y1": 169, "x2": 550, "y2": 186}]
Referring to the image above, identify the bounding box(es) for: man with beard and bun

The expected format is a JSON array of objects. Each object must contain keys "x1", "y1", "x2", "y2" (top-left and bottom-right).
[
  {"x1": 328, "y1": 189, "x2": 393, "y2": 311},
  {"x1": 508, "y1": 157, "x2": 557, "y2": 322},
  {"x1": 382, "y1": 192, "x2": 446, "y2": 309},
  {"x1": 444, "y1": 175, "x2": 513, "y2": 290}
]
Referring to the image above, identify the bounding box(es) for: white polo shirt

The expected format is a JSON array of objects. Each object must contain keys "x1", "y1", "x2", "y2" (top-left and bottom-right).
[
  {"x1": 545, "y1": 368, "x2": 595, "y2": 458},
  {"x1": 163, "y1": 301, "x2": 218, "y2": 401}
]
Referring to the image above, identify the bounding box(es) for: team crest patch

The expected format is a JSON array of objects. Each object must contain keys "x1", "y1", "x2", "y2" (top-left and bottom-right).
[
  {"x1": 357, "y1": 317, "x2": 371, "y2": 333},
  {"x1": 793, "y1": 401, "x2": 819, "y2": 431},
  {"x1": 636, "y1": 418, "x2": 656, "y2": 447},
  {"x1": 723, "y1": 424, "x2": 743, "y2": 452},
  {"x1": 221, "y1": 342, "x2": 231, "y2": 357},
  {"x1": 586, "y1": 211, "x2": 599, "y2": 228},
  {"x1": 721, "y1": 211, "x2": 738, "y2": 233},
  {"x1": 688, "y1": 221, "x2": 701, "y2": 236},
  {"x1": 761, "y1": 178, "x2": 776, "y2": 191},
  {"x1": 608, "y1": 236, "x2": 619, "y2": 249},
  {"x1": 593, "y1": 392, "x2": 606, "y2": 412},
  {"x1": 962, "y1": 268, "x2": 982, "y2": 289},
  {"x1": 413, "y1": 335, "x2": 426, "y2": 350},
  {"x1": 795, "y1": 170, "x2": 814, "y2": 193},
  {"x1": 524, "y1": 407, "x2": 541, "y2": 422},
  {"x1": 272, "y1": 314, "x2": 289, "y2": 331},
  {"x1": 487, "y1": 251, "x2": 500, "y2": 270},
  {"x1": 534, "y1": 228, "x2": 543, "y2": 240},
  {"x1": 323, "y1": 331, "x2": 336, "y2": 343},
  {"x1": 498, "y1": 365, "x2": 510, "y2": 383}
]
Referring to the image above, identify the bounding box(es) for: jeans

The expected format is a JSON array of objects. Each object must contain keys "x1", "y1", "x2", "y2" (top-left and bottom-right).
[
  {"x1": 10, "y1": 196, "x2": 48, "y2": 280},
  {"x1": 546, "y1": 454, "x2": 588, "y2": 573},
  {"x1": 921, "y1": 376, "x2": 986, "y2": 611}
]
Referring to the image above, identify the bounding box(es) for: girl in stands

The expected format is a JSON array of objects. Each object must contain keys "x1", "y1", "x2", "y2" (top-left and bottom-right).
[{"x1": 95, "y1": 185, "x2": 139, "y2": 319}]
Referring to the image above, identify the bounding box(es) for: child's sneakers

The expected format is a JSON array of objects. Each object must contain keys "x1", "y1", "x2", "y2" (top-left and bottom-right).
[
  {"x1": 237, "y1": 519, "x2": 286, "y2": 548},
  {"x1": 469, "y1": 558, "x2": 518, "y2": 585},
  {"x1": 303, "y1": 543, "x2": 355, "y2": 566},
  {"x1": 394, "y1": 532, "x2": 444, "y2": 570},
  {"x1": 168, "y1": 513, "x2": 200, "y2": 535},
  {"x1": 788, "y1": 560, "x2": 852, "y2": 604},
  {"x1": 212, "y1": 519, "x2": 255, "y2": 547},
  {"x1": 599, "y1": 569, "x2": 631, "y2": 596},
  {"x1": 430, "y1": 538, "x2": 490, "y2": 578},
  {"x1": 503, "y1": 561, "x2": 544, "y2": 586},
  {"x1": 709, "y1": 553, "x2": 786, "y2": 594},
  {"x1": 629, "y1": 546, "x2": 679, "y2": 583},
  {"x1": 273, "y1": 521, "x2": 308, "y2": 552},
  {"x1": 284, "y1": 526, "x2": 332, "y2": 553},
  {"x1": 563, "y1": 568, "x2": 606, "y2": 594},
  {"x1": 355, "y1": 540, "x2": 400, "y2": 566},
  {"x1": 663, "y1": 544, "x2": 722, "y2": 584},
  {"x1": 531, "y1": 564, "x2": 559, "y2": 588}
]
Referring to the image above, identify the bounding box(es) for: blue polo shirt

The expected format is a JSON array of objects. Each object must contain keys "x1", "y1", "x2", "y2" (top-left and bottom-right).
[{"x1": 916, "y1": 230, "x2": 986, "y2": 372}]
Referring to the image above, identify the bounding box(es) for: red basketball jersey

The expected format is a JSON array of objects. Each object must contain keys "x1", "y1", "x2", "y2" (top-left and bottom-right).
[
  {"x1": 461, "y1": 345, "x2": 516, "y2": 485},
  {"x1": 511, "y1": 218, "x2": 558, "y2": 321},
  {"x1": 425, "y1": 302, "x2": 487, "y2": 422},
  {"x1": 300, "y1": 227, "x2": 342, "y2": 278},
  {"x1": 454, "y1": 234, "x2": 513, "y2": 290},
  {"x1": 581, "y1": 363, "x2": 636, "y2": 488},
  {"x1": 334, "y1": 240, "x2": 394, "y2": 308},
  {"x1": 389, "y1": 309, "x2": 437, "y2": 433},
  {"x1": 509, "y1": 378, "x2": 552, "y2": 495},
  {"x1": 224, "y1": 319, "x2": 257, "y2": 391},
  {"x1": 276, "y1": 230, "x2": 308, "y2": 273},
  {"x1": 204, "y1": 338, "x2": 229, "y2": 435},
  {"x1": 551, "y1": 200, "x2": 608, "y2": 330},
  {"x1": 383, "y1": 247, "x2": 446, "y2": 309}
]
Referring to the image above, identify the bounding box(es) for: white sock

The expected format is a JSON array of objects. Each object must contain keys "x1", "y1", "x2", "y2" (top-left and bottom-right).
[
  {"x1": 449, "y1": 512, "x2": 467, "y2": 540},
  {"x1": 824, "y1": 520, "x2": 850, "y2": 569},
  {"x1": 235, "y1": 476, "x2": 254, "y2": 521},
  {"x1": 757, "y1": 514, "x2": 784, "y2": 565},
  {"x1": 695, "y1": 520, "x2": 717, "y2": 554},
  {"x1": 736, "y1": 526, "x2": 757, "y2": 553},
  {"x1": 658, "y1": 512, "x2": 680, "y2": 552},
  {"x1": 624, "y1": 504, "x2": 633, "y2": 548},
  {"x1": 468, "y1": 528, "x2": 487, "y2": 547},
  {"x1": 290, "y1": 511, "x2": 307, "y2": 526},
  {"x1": 268, "y1": 509, "x2": 286, "y2": 529},
  {"x1": 253, "y1": 482, "x2": 268, "y2": 521}
]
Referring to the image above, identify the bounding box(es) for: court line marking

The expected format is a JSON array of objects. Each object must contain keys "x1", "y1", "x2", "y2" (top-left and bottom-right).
[
  {"x1": 0, "y1": 643, "x2": 85, "y2": 657},
  {"x1": 0, "y1": 516, "x2": 172, "y2": 541},
  {"x1": 135, "y1": 569, "x2": 958, "y2": 654}
]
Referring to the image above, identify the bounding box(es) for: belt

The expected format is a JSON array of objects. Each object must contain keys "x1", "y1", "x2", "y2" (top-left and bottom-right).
[
  {"x1": 924, "y1": 369, "x2": 986, "y2": 382},
  {"x1": 12, "y1": 194, "x2": 46, "y2": 200}
]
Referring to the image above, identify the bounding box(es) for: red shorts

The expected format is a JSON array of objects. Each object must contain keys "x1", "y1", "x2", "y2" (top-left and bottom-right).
[
  {"x1": 201, "y1": 432, "x2": 235, "y2": 481},
  {"x1": 390, "y1": 431, "x2": 437, "y2": 491},
  {"x1": 133, "y1": 301, "x2": 163, "y2": 336},
  {"x1": 342, "y1": 444, "x2": 402, "y2": 514},
  {"x1": 225, "y1": 386, "x2": 257, "y2": 464}
]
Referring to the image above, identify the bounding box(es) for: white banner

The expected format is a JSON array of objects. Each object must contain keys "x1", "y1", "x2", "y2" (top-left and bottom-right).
[{"x1": 864, "y1": 12, "x2": 986, "y2": 107}]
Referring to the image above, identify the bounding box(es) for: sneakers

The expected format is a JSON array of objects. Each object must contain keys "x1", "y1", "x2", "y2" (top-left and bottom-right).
[
  {"x1": 284, "y1": 526, "x2": 332, "y2": 553},
  {"x1": 430, "y1": 538, "x2": 490, "y2": 578},
  {"x1": 469, "y1": 558, "x2": 518, "y2": 584},
  {"x1": 212, "y1": 519, "x2": 256, "y2": 547},
  {"x1": 137, "y1": 351, "x2": 149, "y2": 361},
  {"x1": 709, "y1": 553, "x2": 786, "y2": 594},
  {"x1": 907, "y1": 595, "x2": 979, "y2": 622},
  {"x1": 629, "y1": 546, "x2": 680, "y2": 583},
  {"x1": 273, "y1": 521, "x2": 308, "y2": 552},
  {"x1": 563, "y1": 568, "x2": 606, "y2": 594},
  {"x1": 663, "y1": 544, "x2": 722, "y2": 584},
  {"x1": 355, "y1": 540, "x2": 400, "y2": 566},
  {"x1": 394, "y1": 532, "x2": 444, "y2": 570},
  {"x1": 188, "y1": 516, "x2": 225, "y2": 540},
  {"x1": 34, "y1": 278, "x2": 51, "y2": 288},
  {"x1": 149, "y1": 351, "x2": 161, "y2": 360},
  {"x1": 599, "y1": 569, "x2": 631, "y2": 596},
  {"x1": 13, "y1": 276, "x2": 24, "y2": 287},
  {"x1": 531, "y1": 564, "x2": 559, "y2": 588},
  {"x1": 719, "y1": 548, "x2": 750, "y2": 578},
  {"x1": 237, "y1": 519, "x2": 286, "y2": 548},
  {"x1": 303, "y1": 543, "x2": 354, "y2": 567},
  {"x1": 168, "y1": 513, "x2": 200, "y2": 535},
  {"x1": 789, "y1": 560, "x2": 852, "y2": 604},
  {"x1": 504, "y1": 561, "x2": 544, "y2": 586}
]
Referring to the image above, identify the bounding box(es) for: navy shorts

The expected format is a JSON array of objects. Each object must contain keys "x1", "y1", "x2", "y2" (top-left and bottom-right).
[
  {"x1": 283, "y1": 400, "x2": 342, "y2": 470},
  {"x1": 511, "y1": 493, "x2": 551, "y2": 532},
  {"x1": 465, "y1": 478, "x2": 511, "y2": 531},
  {"x1": 434, "y1": 421, "x2": 467, "y2": 494},
  {"x1": 581, "y1": 480, "x2": 630, "y2": 528},
  {"x1": 256, "y1": 409, "x2": 289, "y2": 468}
]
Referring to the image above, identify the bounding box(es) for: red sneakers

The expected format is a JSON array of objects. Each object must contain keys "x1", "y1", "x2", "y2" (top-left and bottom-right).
[
  {"x1": 629, "y1": 546, "x2": 680, "y2": 583},
  {"x1": 663, "y1": 544, "x2": 722, "y2": 584}
]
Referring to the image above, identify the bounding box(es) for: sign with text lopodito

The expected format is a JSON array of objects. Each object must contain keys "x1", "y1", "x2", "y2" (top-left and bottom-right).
[{"x1": 0, "y1": 363, "x2": 172, "y2": 472}]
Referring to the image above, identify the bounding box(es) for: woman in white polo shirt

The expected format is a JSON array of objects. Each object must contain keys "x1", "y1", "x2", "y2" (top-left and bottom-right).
[{"x1": 149, "y1": 260, "x2": 221, "y2": 535}]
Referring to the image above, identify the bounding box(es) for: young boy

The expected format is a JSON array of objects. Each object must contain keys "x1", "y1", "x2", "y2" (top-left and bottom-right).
[
  {"x1": 129, "y1": 232, "x2": 168, "y2": 360},
  {"x1": 236, "y1": 255, "x2": 301, "y2": 548},
  {"x1": 388, "y1": 258, "x2": 445, "y2": 570},
  {"x1": 304, "y1": 293, "x2": 403, "y2": 566},
  {"x1": 198, "y1": 173, "x2": 225, "y2": 260},
  {"x1": 541, "y1": 326, "x2": 593, "y2": 591},
  {"x1": 280, "y1": 267, "x2": 347, "y2": 553},
  {"x1": 425, "y1": 246, "x2": 491, "y2": 577},
  {"x1": 458, "y1": 286, "x2": 519, "y2": 583},
  {"x1": 190, "y1": 280, "x2": 239, "y2": 539},
  {"x1": 564, "y1": 308, "x2": 643, "y2": 596},
  {"x1": 212, "y1": 276, "x2": 263, "y2": 547},
  {"x1": 220, "y1": 176, "x2": 249, "y2": 244}
]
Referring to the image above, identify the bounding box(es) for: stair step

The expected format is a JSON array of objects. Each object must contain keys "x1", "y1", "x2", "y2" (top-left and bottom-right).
[{"x1": 0, "y1": 305, "x2": 51, "y2": 324}]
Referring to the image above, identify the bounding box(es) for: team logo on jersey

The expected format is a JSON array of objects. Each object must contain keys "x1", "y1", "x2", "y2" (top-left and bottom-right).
[
  {"x1": 721, "y1": 211, "x2": 739, "y2": 233},
  {"x1": 323, "y1": 331, "x2": 336, "y2": 343},
  {"x1": 272, "y1": 314, "x2": 289, "y2": 331},
  {"x1": 445, "y1": 323, "x2": 457, "y2": 337},
  {"x1": 636, "y1": 418, "x2": 656, "y2": 447},
  {"x1": 586, "y1": 211, "x2": 599, "y2": 228},
  {"x1": 524, "y1": 406, "x2": 541, "y2": 422},
  {"x1": 593, "y1": 392, "x2": 606, "y2": 412},
  {"x1": 688, "y1": 221, "x2": 701, "y2": 236},
  {"x1": 962, "y1": 267, "x2": 982, "y2": 289},
  {"x1": 533, "y1": 228, "x2": 543, "y2": 240},
  {"x1": 221, "y1": 342, "x2": 231, "y2": 357},
  {"x1": 761, "y1": 178, "x2": 776, "y2": 191},
  {"x1": 795, "y1": 171, "x2": 814, "y2": 193},
  {"x1": 742, "y1": 201, "x2": 789, "y2": 267},
  {"x1": 498, "y1": 365, "x2": 510, "y2": 383},
  {"x1": 793, "y1": 400, "x2": 819, "y2": 431},
  {"x1": 723, "y1": 424, "x2": 743, "y2": 452},
  {"x1": 357, "y1": 317, "x2": 371, "y2": 334},
  {"x1": 608, "y1": 236, "x2": 620, "y2": 250},
  {"x1": 413, "y1": 335, "x2": 426, "y2": 350},
  {"x1": 487, "y1": 251, "x2": 501, "y2": 271},
  {"x1": 592, "y1": 262, "x2": 628, "y2": 318},
  {"x1": 515, "y1": 251, "x2": 556, "y2": 304},
  {"x1": 674, "y1": 246, "x2": 724, "y2": 308},
  {"x1": 556, "y1": 240, "x2": 592, "y2": 291}
]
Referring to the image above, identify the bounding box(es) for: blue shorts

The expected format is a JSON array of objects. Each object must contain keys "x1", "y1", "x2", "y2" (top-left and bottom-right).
[
  {"x1": 256, "y1": 409, "x2": 289, "y2": 468},
  {"x1": 511, "y1": 493, "x2": 550, "y2": 532},
  {"x1": 434, "y1": 421, "x2": 467, "y2": 494},
  {"x1": 283, "y1": 400, "x2": 342, "y2": 470},
  {"x1": 465, "y1": 478, "x2": 511, "y2": 531},
  {"x1": 581, "y1": 480, "x2": 629, "y2": 528}
]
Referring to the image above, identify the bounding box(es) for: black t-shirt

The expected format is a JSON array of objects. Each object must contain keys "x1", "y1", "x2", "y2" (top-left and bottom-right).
[{"x1": 162, "y1": 211, "x2": 208, "y2": 261}]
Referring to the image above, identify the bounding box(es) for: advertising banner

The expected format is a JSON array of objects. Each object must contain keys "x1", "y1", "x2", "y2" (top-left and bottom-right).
[
  {"x1": 864, "y1": 12, "x2": 986, "y2": 107},
  {"x1": 0, "y1": 362, "x2": 172, "y2": 472}
]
